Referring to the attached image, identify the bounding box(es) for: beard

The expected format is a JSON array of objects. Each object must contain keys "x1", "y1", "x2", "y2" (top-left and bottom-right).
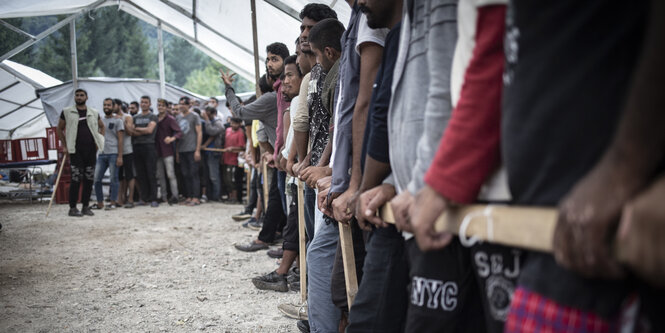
[{"x1": 75, "y1": 100, "x2": 86, "y2": 106}]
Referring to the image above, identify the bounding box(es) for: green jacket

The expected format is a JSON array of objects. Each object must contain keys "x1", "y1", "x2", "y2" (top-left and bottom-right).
[{"x1": 62, "y1": 105, "x2": 104, "y2": 154}]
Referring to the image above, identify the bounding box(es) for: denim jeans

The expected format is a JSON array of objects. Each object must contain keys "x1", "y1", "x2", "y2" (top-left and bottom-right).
[
  {"x1": 307, "y1": 188, "x2": 341, "y2": 333},
  {"x1": 156, "y1": 155, "x2": 178, "y2": 201},
  {"x1": 94, "y1": 153, "x2": 119, "y2": 202},
  {"x1": 206, "y1": 153, "x2": 221, "y2": 200}
]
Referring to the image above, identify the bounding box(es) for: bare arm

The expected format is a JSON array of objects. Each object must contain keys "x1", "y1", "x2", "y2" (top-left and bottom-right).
[
  {"x1": 98, "y1": 116, "x2": 105, "y2": 136},
  {"x1": 56, "y1": 118, "x2": 67, "y2": 154}
]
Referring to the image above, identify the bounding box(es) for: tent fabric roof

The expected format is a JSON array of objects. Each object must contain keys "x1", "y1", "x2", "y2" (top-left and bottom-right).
[
  {"x1": 0, "y1": 0, "x2": 351, "y2": 82},
  {"x1": 0, "y1": 60, "x2": 62, "y2": 139}
]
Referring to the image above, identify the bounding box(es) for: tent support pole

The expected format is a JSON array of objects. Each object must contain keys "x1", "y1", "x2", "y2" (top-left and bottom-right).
[
  {"x1": 250, "y1": 0, "x2": 261, "y2": 96},
  {"x1": 0, "y1": 0, "x2": 105, "y2": 63},
  {"x1": 158, "y1": 21, "x2": 166, "y2": 98},
  {"x1": 70, "y1": 21, "x2": 78, "y2": 90}
]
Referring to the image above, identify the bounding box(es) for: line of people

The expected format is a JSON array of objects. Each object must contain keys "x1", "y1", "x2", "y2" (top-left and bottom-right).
[
  {"x1": 227, "y1": 0, "x2": 665, "y2": 332},
  {"x1": 57, "y1": 91, "x2": 248, "y2": 216}
]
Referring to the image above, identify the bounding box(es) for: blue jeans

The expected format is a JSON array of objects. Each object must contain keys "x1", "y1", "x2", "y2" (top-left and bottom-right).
[
  {"x1": 307, "y1": 189, "x2": 341, "y2": 333},
  {"x1": 206, "y1": 153, "x2": 221, "y2": 200},
  {"x1": 94, "y1": 153, "x2": 119, "y2": 202}
]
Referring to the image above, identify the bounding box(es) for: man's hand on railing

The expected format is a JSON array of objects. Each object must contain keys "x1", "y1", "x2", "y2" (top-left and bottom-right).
[
  {"x1": 356, "y1": 184, "x2": 395, "y2": 231},
  {"x1": 411, "y1": 185, "x2": 453, "y2": 251}
]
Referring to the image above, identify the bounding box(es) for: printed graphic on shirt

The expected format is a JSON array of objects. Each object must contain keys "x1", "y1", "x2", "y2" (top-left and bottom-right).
[
  {"x1": 177, "y1": 116, "x2": 190, "y2": 135},
  {"x1": 411, "y1": 277, "x2": 459, "y2": 311},
  {"x1": 473, "y1": 247, "x2": 522, "y2": 321},
  {"x1": 503, "y1": 5, "x2": 519, "y2": 86}
]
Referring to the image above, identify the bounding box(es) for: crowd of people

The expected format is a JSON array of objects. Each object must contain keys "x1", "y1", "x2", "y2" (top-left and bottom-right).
[
  {"x1": 56, "y1": 0, "x2": 665, "y2": 332},
  {"x1": 57, "y1": 91, "x2": 248, "y2": 215}
]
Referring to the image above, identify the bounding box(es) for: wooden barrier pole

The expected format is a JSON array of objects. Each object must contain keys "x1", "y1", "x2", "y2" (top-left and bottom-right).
[
  {"x1": 339, "y1": 222, "x2": 358, "y2": 310},
  {"x1": 262, "y1": 159, "x2": 269, "y2": 211},
  {"x1": 297, "y1": 180, "x2": 307, "y2": 303},
  {"x1": 380, "y1": 203, "x2": 558, "y2": 252},
  {"x1": 46, "y1": 156, "x2": 67, "y2": 217},
  {"x1": 202, "y1": 147, "x2": 229, "y2": 153}
]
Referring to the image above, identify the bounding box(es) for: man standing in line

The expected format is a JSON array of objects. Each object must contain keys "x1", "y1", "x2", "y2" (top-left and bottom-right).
[
  {"x1": 56, "y1": 89, "x2": 105, "y2": 217},
  {"x1": 114, "y1": 99, "x2": 136, "y2": 208},
  {"x1": 133, "y1": 95, "x2": 159, "y2": 207},
  {"x1": 92, "y1": 98, "x2": 124, "y2": 210},
  {"x1": 200, "y1": 106, "x2": 225, "y2": 202},
  {"x1": 176, "y1": 96, "x2": 203, "y2": 206},
  {"x1": 155, "y1": 98, "x2": 182, "y2": 205}
]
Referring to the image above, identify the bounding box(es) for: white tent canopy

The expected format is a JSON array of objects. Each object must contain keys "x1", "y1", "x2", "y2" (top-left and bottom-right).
[
  {"x1": 37, "y1": 77, "x2": 208, "y2": 127},
  {"x1": 0, "y1": 0, "x2": 351, "y2": 82},
  {"x1": 0, "y1": 60, "x2": 62, "y2": 140}
]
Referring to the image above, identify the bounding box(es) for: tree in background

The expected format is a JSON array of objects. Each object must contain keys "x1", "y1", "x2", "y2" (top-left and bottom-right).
[{"x1": 0, "y1": 7, "x2": 254, "y2": 94}]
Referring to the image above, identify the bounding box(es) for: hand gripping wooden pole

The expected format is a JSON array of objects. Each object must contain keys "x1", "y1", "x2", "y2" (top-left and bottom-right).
[
  {"x1": 297, "y1": 180, "x2": 307, "y2": 303},
  {"x1": 380, "y1": 203, "x2": 558, "y2": 252},
  {"x1": 339, "y1": 221, "x2": 358, "y2": 310},
  {"x1": 46, "y1": 155, "x2": 67, "y2": 218}
]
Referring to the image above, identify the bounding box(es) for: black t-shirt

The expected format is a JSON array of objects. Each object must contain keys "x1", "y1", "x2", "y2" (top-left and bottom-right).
[
  {"x1": 501, "y1": 0, "x2": 648, "y2": 317},
  {"x1": 361, "y1": 22, "x2": 400, "y2": 171},
  {"x1": 60, "y1": 108, "x2": 96, "y2": 153}
]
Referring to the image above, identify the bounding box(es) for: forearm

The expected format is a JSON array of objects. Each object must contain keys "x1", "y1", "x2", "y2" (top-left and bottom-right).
[
  {"x1": 117, "y1": 132, "x2": 124, "y2": 156},
  {"x1": 294, "y1": 130, "x2": 309, "y2": 161},
  {"x1": 316, "y1": 138, "x2": 333, "y2": 167},
  {"x1": 359, "y1": 156, "x2": 391, "y2": 193}
]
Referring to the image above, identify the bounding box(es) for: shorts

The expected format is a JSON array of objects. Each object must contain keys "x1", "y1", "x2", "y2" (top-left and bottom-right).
[{"x1": 118, "y1": 153, "x2": 135, "y2": 180}]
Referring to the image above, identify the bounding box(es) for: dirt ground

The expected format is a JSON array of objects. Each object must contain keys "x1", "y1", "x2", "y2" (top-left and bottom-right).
[{"x1": 0, "y1": 200, "x2": 301, "y2": 332}]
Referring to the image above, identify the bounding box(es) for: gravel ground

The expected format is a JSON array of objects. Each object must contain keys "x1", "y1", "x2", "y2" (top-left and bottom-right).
[{"x1": 0, "y1": 200, "x2": 301, "y2": 332}]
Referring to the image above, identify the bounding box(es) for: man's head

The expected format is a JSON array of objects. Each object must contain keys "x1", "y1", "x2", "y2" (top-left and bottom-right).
[
  {"x1": 179, "y1": 96, "x2": 191, "y2": 114},
  {"x1": 258, "y1": 74, "x2": 273, "y2": 94},
  {"x1": 230, "y1": 117, "x2": 242, "y2": 130},
  {"x1": 299, "y1": 3, "x2": 337, "y2": 54},
  {"x1": 282, "y1": 55, "x2": 303, "y2": 101},
  {"x1": 157, "y1": 98, "x2": 168, "y2": 115},
  {"x1": 309, "y1": 18, "x2": 345, "y2": 72},
  {"x1": 129, "y1": 101, "x2": 139, "y2": 115},
  {"x1": 205, "y1": 106, "x2": 217, "y2": 122},
  {"x1": 209, "y1": 97, "x2": 218, "y2": 108},
  {"x1": 266, "y1": 42, "x2": 289, "y2": 80},
  {"x1": 296, "y1": 36, "x2": 312, "y2": 75},
  {"x1": 74, "y1": 89, "x2": 88, "y2": 106},
  {"x1": 140, "y1": 95, "x2": 151, "y2": 112},
  {"x1": 103, "y1": 98, "x2": 113, "y2": 115},
  {"x1": 358, "y1": 0, "x2": 399, "y2": 29},
  {"x1": 113, "y1": 98, "x2": 123, "y2": 114}
]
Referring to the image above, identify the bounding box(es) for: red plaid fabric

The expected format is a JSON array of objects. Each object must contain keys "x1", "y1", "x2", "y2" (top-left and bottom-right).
[{"x1": 505, "y1": 287, "x2": 615, "y2": 333}]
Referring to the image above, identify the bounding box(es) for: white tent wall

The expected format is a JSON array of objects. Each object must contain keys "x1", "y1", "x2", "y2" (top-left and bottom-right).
[
  {"x1": 37, "y1": 78, "x2": 207, "y2": 127},
  {"x1": 0, "y1": 60, "x2": 62, "y2": 140},
  {"x1": 0, "y1": 1, "x2": 351, "y2": 82}
]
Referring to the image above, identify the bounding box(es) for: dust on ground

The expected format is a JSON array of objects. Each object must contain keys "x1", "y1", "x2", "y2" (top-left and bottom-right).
[{"x1": 0, "y1": 200, "x2": 301, "y2": 332}]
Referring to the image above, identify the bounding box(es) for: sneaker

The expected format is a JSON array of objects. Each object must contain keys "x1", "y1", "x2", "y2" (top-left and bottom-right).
[
  {"x1": 248, "y1": 219, "x2": 263, "y2": 231},
  {"x1": 150, "y1": 201, "x2": 159, "y2": 208},
  {"x1": 289, "y1": 279, "x2": 300, "y2": 292},
  {"x1": 242, "y1": 217, "x2": 257, "y2": 228},
  {"x1": 267, "y1": 248, "x2": 284, "y2": 259},
  {"x1": 234, "y1": 241, "x2": 269, "y2": 252},
  {"x1": 200, "y1": 195, "x2": 208, "y2": 203},
  {"x1": 104, "y1": 204, "x2": 117, "y2": 211},
  {"x1": 81, "y1": 207, "x2": 94, "y2": 216},
  {"x1": 232, "y1": 211, "x2": 252, "y2": 221},
  {"x1": 251, "y1": 271, "x2": 288, "y2": 292},
  {"x1": 278, "y1": 302, "x2": 308, "y2": 320},
  {"x1": 124, "y1": 202, "x2": 135, "y2": 208},
  {"x1": 68, "y1": 208, "x2": 82, "y2": 217},
  {"x1": 297, "y1": 320, "x2": 310, "y2": 333}
]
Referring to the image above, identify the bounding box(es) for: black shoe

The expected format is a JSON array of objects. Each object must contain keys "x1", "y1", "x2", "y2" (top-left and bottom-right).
[
  {"x1": 81, "y1": 207, "x2": 94, "y2": 216},
  {"x1": 297, "y1": 320, "x2": 310, "y2": 333},
  {"x1": 267, "y1": 248, "x2": 284, "y2": 259},
  {"x1": 289, "y1": 280, "x2": 300, "y2": 292},
  {"x1": 68, "y1": 208, "x2": 82, "y2": 217},
  {"x1": 251, "y1": 271, "x2": 288, "y2": 292}
]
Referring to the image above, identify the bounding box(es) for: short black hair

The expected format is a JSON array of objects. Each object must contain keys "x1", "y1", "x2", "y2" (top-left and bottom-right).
[
  {"x1": 130, "y1": 101, "x2": 139, "y2": 108},
  {"x1": 113, "y1": 98, "x2": 123, "y2": 106},
  {"x1": 258, "y1": 74, "x2": 273, "y2": 94},
  {"x1": 192, "y1": 107, "x2": 201, "y2": 115},
  {"x1": 230, "y1": 117, "x2": 243, "y2": 124},
  {"x1": 284, "y1": 55, "x2": 302, "y2": 77},
  {"x1": 121, "y1": 102, "x2": 128, "y2": 112},
  {"x1": 179, "y1": 96, "x2": 191, "y2": 105},
  {"x1": 209, "y1": 97, "x2": 218, "y2": 102},
  {"x1": 266, "y1": 42, "x2": 289, "y2": 61},
  {"x1": 300, "y1": 3, "x2": 337, "y2": 21},
  {"x1": 140, "y1": 95, "x2": 150, "y2": 101},
  {"x1": 104, "y1": 97, "x2": 113, "y2": 103},
  {"x1": 205, "y1": 106, "x2": 217, "y2": 115},
  {"x1": 309, "y1": 18, "x2": 344, "y2": 52},
  {"x1": 75, "y1": 88, "x2": 87, "y2": 96}
]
